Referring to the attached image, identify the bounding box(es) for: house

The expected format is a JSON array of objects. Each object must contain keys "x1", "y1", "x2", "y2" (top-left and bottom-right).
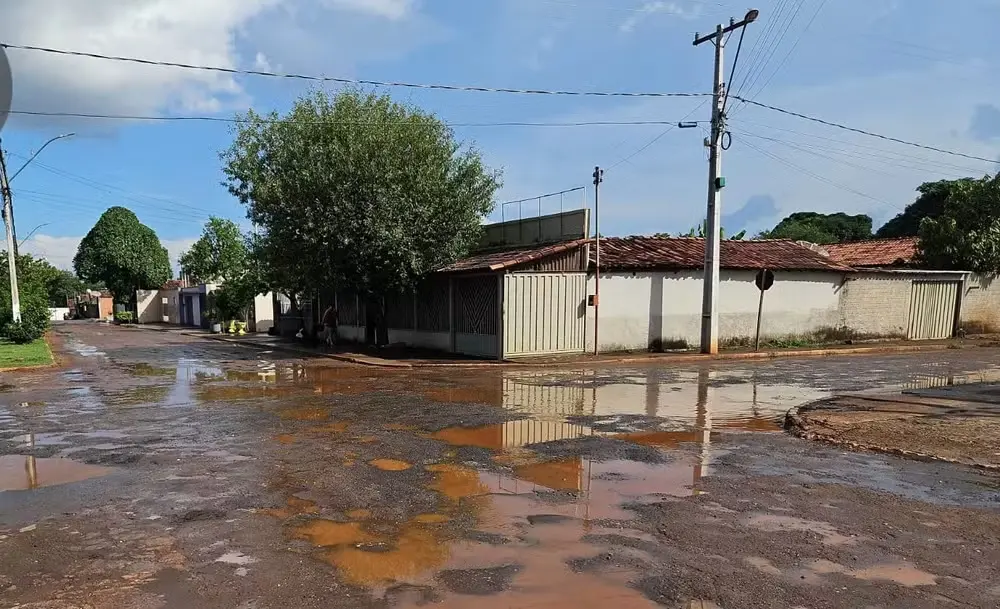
[
  {"x1": 329, "y1": 209, "x2": 592, "y2": 359},
  {"x1": 588, "y1": 235, "x2": 969, "y2": 351},
  {"x1": 136, "y1": 280, "x2": 275, "y2": 333},
  {"x1": 822, "y1": 236, "x2": 1000, "y2": 335}
]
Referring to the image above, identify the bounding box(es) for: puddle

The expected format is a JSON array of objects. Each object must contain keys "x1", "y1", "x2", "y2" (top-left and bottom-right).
[
  {"x1": 0, "y1": 455, "x2": 111, "y2": 491},
  {"x1": 280, "y1": 407, "x2": 330, "y2": 421},
  {"x1": 275, "y1": 434, "x2": 296, "y2": 444},
  {"x1": 261, "y1": 496, "x2": 319, "y2": 519},
  {"x1": 369, "y1": 459, "x2": 413, "y2": 471},
  {"x1": 802, "y1": 559, "x2": 938, "y2": 587},
  {"x1": 126, "y1": 363, "x2": 176, "y2": 377},
  {"x1": 291, "y1": 519, "x2": 376, "y2": 547}
]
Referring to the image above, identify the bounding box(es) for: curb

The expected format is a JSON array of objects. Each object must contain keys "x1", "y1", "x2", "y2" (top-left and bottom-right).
[{"x1": 785, "y1": 406, "x2": 1000, "y2": 471}]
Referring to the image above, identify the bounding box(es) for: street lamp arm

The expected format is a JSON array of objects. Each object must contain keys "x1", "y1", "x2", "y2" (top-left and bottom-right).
[
  {"x1": 9, "y1": 133, "x2": 75, "y2": 182},
  {"x1": 18, "y1": 222, "x2": 50, "y2": 248}
]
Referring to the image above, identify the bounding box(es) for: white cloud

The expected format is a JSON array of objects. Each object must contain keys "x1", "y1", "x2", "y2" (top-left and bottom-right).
[
  {"x1": 0, "y1": 0, "x2": 431, "y2": 130},
  {"x1": 19, "y1": 234, "x2": 196, "y2": 274},
  {"x1": 620, "y1": 2, "x2": 701, "y2": 33},
  {"x1": 322, "y1": 0, "x2": 415, "y2": 20}
]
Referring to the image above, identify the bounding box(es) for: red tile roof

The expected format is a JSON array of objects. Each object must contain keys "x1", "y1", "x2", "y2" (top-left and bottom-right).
[
  {"x1": 437, "y1": 239, "x2": 589, "y2": 273},
  {"x1": 591, "y1": 237, "x2": 854, "y2": 272},
  {"x1": 822, "y1": 237, "x2": 918, "y2": 267}
]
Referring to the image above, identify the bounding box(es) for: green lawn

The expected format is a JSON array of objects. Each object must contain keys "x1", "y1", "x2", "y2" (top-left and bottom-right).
[{"x1": 0, "y1": 338, "x2": 53, "y2": 369}]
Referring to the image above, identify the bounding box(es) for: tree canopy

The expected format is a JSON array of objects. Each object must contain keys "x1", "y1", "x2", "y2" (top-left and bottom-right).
[
  {"x1": 0, "y1": 253, "x2": 84, "y2": 307},
  {"x1": 877, "y1": 179, "x2": 977, "y2": 238},
  {"x1": 917, "y1": 175, "x2": 1000, "y2": 273},
  {"x1": 0, "y1": 253, "x2": 59, "y2": 341},
  {"x1": 760, "y1": 212, "x2": 873, "y2": 244},
  {"x1": 73, "y1": 207, "x2": 172, "y2": 305},
  {"x1": 221, "y1": 89, "x2": 501, "y2": 306},
  {"x1": 179, "y1": 217, "x2": 247, "y2": 284}
]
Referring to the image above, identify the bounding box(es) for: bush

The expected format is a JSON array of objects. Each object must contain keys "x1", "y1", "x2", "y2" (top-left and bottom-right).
[
  {"x1": 3, "y1": 320, "x2": 43, "y2": 344},
  {"x1": 0, "y1": 285, "x2": 50, "y2": 342},
  {"x1": 114, "y1": 311, "x2": 135, "y2": 323}
]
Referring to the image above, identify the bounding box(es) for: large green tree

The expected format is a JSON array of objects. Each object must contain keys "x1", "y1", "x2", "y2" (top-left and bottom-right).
[
  {"x1": 179, "y1": 217, "x2": 248, "y2": 284},
  {"x1": 917, "y1": 174, "x2": 1000, "y2": 273},
  {"x1": 0, "y1": 253, "x2": 85, "y2": 307},
  {"x1": 760, "y1": 212, "x2": 873, "y2": 244},
  {"x1": 221, "y1": 89, "x2": 502, "y2": 343},
  {"x1": 877, "y1": 178, "x2": 977, "y2": 238},
  {"x1": 73, "y1": 207, "x2": 172, "y2": 307}
]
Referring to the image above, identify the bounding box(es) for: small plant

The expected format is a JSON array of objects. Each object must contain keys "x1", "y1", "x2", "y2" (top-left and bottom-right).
[
  {"x1": 649, "y1": 337, "x2": 690, "y2": 352},
  {"x1": 114, "y1": 311, "x2": 135, "y2": 324},
  {"x1": 2, "y1": 321, "x2": 44, "y2": 344}
]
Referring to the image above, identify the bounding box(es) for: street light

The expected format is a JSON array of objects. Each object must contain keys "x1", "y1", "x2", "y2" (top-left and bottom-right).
[
  {"x1": 10, "y1": 132, "x2": 75, "y2": 182},
  {"x1": 18, "y1": 222, "x2": 50, "y2": 248}
]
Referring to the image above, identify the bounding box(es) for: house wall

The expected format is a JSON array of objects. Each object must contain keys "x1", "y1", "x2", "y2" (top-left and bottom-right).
[
  {"x1": 585, "y1": 270, "x2": 844, "y2": 352},
  {"x1": 98, "y1": 297, "x2": 114, "y2": 320},
  {"x1": 960, "y1": 273, "x2": 1000, "y2": 333},
  {"x1": 837, "y1": 273, "x2": 912, "y2": 337},
  {"x1": 253, "y1": 292, "x2": 275, "y2": 334},
  {"x1": 48, "y1": 307, "x2": 70, "y2": 321}
]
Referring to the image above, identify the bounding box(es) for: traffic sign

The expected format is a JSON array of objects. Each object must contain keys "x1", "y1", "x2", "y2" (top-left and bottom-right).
[{"x1": 755, "y1": 269, "x2": 775, "y2": 291}]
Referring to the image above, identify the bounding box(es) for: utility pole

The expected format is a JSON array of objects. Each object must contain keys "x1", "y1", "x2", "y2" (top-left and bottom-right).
[
  {"x1": 693, "y1": 9, "x2": 758, "y2": 354},
  {"x1": 0, "y1": 143, "x2": 20, "y2": 322},
  {"x1": 592, "y1": 166, "x2": 603, "y2": 356}
]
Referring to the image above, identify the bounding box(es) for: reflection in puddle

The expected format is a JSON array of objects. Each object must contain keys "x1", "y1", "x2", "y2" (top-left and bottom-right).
[
  {"x1": 261, "y1": 496, "x2": 319, "y2": 519},
  {"x1": 0, "y1": 455, "x2": 111, "y2": 491},
  {"x1": 291, "y1": 519, "x2": 376, "y2": 547}
]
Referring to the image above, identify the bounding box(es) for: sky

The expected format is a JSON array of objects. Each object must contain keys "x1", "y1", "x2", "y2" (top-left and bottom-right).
[{"x1": 1, "y1": 0, "x2": 999, "y2": 271}]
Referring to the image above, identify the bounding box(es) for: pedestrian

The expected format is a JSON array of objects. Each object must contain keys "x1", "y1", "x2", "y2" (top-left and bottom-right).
[{"x1": 321, "y1": 304, "x2": 339, "y2": 348}]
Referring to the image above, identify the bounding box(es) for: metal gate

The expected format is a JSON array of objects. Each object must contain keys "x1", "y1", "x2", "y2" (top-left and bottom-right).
[
  {"x1": 503, "y1": 273, "x2": 587, "y2": 357},
  {"x1": 907, "y1": 280, "x2": 960, "y2": 340}
]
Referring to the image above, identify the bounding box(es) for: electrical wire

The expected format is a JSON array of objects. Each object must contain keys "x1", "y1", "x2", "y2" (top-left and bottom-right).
[
  {"x1": 732, "y1": 0, "x2": 791, "y2": 99},
  {"x1": 741, "y1": 0, "x2": 829, "y2": 105},
  {"x1": 737, "y1": 0, "x2": 804, "y2": 104},
  {"x1": 605, "y1": 99, "x2": 710, "y2": 171},
  {"x1": 0, "y1": 43, "x2": 710, "y2": 99},
  {"x1": 730, "y1": 96, "x2": 999, "y2": 164},
  {"x1": 720, "y1": 24, "x2": 746, "y2": 115},
  {"x1": 4, "y1": 109, "x2": 706, "y2": 128},
  {"x1": 735, "y1": 134, "x2": 904, "y2": 212}
]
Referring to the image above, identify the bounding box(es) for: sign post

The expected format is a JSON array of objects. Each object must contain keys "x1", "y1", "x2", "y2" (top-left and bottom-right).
[{"x1": 754, "y1": 269, "x2": 774, "y2": 352}]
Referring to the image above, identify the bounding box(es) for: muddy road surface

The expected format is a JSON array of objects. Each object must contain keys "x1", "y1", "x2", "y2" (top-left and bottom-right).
[{"x1": 0, "y1": 322, "x2": 998, "y2": 608}]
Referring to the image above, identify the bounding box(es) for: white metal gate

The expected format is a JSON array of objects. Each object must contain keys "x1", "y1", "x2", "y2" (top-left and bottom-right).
[
  {"x1": 907, "y1": 280, "x2": 960, "y2": 340},
  {"x1": 503, "y1": 273, "x2": 587, "y2": 357}
]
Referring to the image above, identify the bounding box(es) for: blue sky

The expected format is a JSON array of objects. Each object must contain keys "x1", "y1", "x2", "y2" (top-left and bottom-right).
[{"x1": 2, "y1": 0, "x2": 999, "y2": 269}]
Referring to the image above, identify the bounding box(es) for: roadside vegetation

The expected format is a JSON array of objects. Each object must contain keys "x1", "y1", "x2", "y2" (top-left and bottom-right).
[{"x1": 0, "y1": 337, "x2": 52, "y2": 368}]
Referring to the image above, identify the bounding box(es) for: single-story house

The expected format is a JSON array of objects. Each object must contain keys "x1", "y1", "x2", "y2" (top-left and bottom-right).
[
  {"x1": 822, "y1": 236, "x2": 1000, "y2": 335},
  {"x1": 136, "y1": 281, "x2": 275, "y2": 333},
  {"x1": 587, "y1": 236, "x2": 969, "y2": 352}
]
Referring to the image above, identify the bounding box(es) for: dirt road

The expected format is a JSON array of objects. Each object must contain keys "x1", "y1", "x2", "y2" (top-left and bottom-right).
[{"x1": 1, "y1": 322, "x2": 998, "y2": 608}]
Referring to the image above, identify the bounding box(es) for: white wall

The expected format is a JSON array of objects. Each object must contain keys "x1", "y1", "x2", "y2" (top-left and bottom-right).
[
  {"x1": 961, "y1": 273, "x2": 1000, "y2": 333},
  {"x1": 48, "y1": 307, "x2": 70, "y2": 321},
  {"x1": 586, "y1": 270, "x2": 843, "y2": 352},
  {"x1": 253, "y1": 292, "x2": 275, "y2": 334}
]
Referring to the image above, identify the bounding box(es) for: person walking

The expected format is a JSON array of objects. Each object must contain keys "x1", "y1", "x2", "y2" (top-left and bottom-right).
[{"x1": 321, "y1": 304, "x2": 339, "y2": 349}]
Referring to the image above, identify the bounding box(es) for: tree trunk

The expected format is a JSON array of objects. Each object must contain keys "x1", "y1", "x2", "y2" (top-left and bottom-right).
[
  {"x1": 364, "y1": 298, "x2": 377, "y2": 346},
  {"x1": 377, "y1": 298, "x2": 389, "y2": 347}
]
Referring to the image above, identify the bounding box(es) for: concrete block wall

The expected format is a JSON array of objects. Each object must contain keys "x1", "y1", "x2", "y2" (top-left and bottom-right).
[
  {"x1": 961, "y1": 274, "x2": 1000, "y2": 332},
  {"x1": 837, "y1": 274, "x2": 912, "y2": 338}
]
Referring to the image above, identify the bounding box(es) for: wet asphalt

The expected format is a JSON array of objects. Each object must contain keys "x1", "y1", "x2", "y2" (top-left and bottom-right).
[{"x1": 0, "y1": 321, "x2": 998, "y2": 608}]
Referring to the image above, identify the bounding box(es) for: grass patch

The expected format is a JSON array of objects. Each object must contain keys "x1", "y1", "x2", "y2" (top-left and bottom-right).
[
  {"x1": 721, "y1": 326, "x2": 907, "y2": 351},
  {"x1": 0, "y1": 338, "x2": 53, "y2": 369}
]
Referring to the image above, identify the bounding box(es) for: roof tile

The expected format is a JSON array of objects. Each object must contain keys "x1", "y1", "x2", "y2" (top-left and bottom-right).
[
  {"x1": 591, "y1": 236, "x2": 853, "y2": 272},
  {"x1": 437, "y1": 239, "x2": 588, "y2": 273},
  {"x1": 822, "y1": 237, "x2": 918, "y2": 267}
]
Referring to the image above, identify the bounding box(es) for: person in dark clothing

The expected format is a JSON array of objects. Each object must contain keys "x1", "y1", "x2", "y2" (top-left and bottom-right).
[{"x1": 320, "y1": 304, "x2": 339, "y2": 347}]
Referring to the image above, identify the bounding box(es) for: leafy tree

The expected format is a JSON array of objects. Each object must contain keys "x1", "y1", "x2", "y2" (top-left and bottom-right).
[
  {"x1": 222, "y1": 89, "x2": 501, "y2": 344},
  {"x1": 0, "y1": 253, "x2": 83, "y2": 308},
  {"x1": 655, "y1": 221, "x2": 745, "y2": 240},
  {"x1": 73, "y1": 207, "x2": 172, "y2": 308},
  {"x1": 179, "y1": 217, "x2": 247, "y2": 283},
  {"x1": 877, "y1": 178, "x2": 977, "y2": 238},
  {"x1": 0, "y1": 254, "x2": 53, "y2": 342},
  {"x1": 760, "y1": 212, "x2": 873, "y2": 244},
  {"x1": 917, "y1": 175, "x2": 1000, "y2": 273}
]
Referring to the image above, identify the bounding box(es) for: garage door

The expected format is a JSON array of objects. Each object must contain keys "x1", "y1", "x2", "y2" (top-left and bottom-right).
[
  {"x1": 503, "y1": 273, "x2": 587, "y2": 357},
  {"x1": 908, "y1": 280, "x2": 960, "y2": 340}
]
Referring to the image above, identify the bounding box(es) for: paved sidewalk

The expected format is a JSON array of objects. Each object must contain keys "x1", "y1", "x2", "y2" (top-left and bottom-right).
[{"x1": 120, "y1": 322, "x2": 993, "y2": 369}]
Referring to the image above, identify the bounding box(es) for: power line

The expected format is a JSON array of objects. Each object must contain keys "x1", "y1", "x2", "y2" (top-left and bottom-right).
[
  {"x1": 738, "y1": 0, "x2": 804, "y2": 103},
  {"x1": 742, "y1": 0, "x2": 829, "y2": 105},
  {"x1": 0, "y1": 43, "x2": 710, "y2": 99},
  {"x1": 606, "y1": 100, "x2": 710, "y2": 171},
  {"x1": 731, "y1": 96, "x2": 999, "y2": 164},
  {"x1": 5, "y1": 109, "x2": 707, "y2": 128},
  {"x1": 735, "y1": 134, "x2": 904, "y2": 212}
]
